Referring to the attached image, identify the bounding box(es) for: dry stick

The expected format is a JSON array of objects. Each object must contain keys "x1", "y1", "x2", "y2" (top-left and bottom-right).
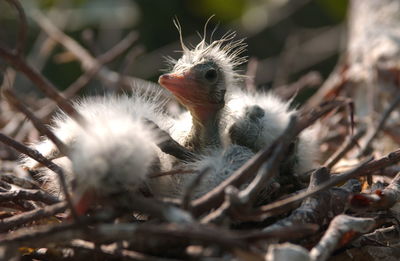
[
  {"x1": 253, "y1": 149, "x2": 400, "y2": 220},
  {"x1": 31, "y1": 10, "x2": 167, "y2": 96},
  {"x1": 0, "y1": 174, "x2": 41, "y2": 190},
  {"x1": 0, "y1": 202, "x2": 67, "y2": 232},
  {"x1": 0, "y1": 133, "x2": 78, "y2": 220},
  {"x1": 68, "y1": 241, "x2": 181, "y2": 261},
  {"x1": 63, "y1": 31, "x2": 139, "y2": 98},
  {"x1": 2, "y1": 88, "x2": 69, "y2": 155},
  {"x1": 0, "y1": 188, "x2": 59, "y2": 205},
  {"x1": 0, "y1": 223, "x2": 248, "y2": 251},
  {"x1": 5, "y1": 0, "x2": 27, "y2": 55},
  {"x1": 191, "y1": 99, "x2": 348, "y2": 217},
  {"x1": 239, "y1": 116, "x2": 297, "y2": 205},
  {"x1": 309, "y1": 215, "x2": 375, "y2": 261},
  {"x1": 358, "y1": 92, "x2": 400, "y2": 157},
  {"x1": 275, "y1": 71, "x2": 323, "y2": 101},
  {"x1": 1, "y1": 89, "x2": 78, "y2": 218},
  {"x1": 237, "y1": 224, "x2": 319, "y2": 242},
  {"x1": 324, "y1": 128, "x2": 366, "y2": 169},
  {"x1": 0, "y1": 48, "x2": 84, "y2": 124},
  {"x1": 34, "y1": 31, "x2": 139, "y2": 121}
]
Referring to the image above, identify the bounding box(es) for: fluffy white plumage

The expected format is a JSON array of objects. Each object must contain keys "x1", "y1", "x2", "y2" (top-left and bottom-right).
[
  {"x1": 226, "y1": 89, "x2": 319, "y2": 174},
  {"x1": 21, "y1": 90, "x2": 174, "y2": 199}
]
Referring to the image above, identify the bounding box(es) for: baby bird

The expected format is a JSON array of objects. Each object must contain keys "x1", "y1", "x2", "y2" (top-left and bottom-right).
[
  {"x1": 159, "y1": 27, "x2": 318, "y2": 198},
  {"x1": 159, "y1": 33, "x2": 254, "y2": 198},
  {"x1": 226, "y1": 91, "x2": 319, "y2": 174},
  {"x1": 21, "y1": 91, "x2": 175, "y2": 213}
]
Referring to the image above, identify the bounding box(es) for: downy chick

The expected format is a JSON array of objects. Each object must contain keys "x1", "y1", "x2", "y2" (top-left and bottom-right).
[
  {"x1": 159, "y1": 32, "x2": 254, "y2": 198},
  {"x1": 226, "y1": 90, "x2": 319, "y2": 175},
  {"x1": 21, "y1": 91, "x2": 176, "y2": 213}
]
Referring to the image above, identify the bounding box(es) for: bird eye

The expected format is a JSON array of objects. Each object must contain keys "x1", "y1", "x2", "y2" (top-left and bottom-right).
[{"x1": 204, "y1": 68, "x2": 218, "y2": 83}]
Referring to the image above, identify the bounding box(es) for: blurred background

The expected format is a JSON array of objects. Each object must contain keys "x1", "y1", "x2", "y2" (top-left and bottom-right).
[{"x1": 0, "y1": 0, "x2": 348, "y2": 99}]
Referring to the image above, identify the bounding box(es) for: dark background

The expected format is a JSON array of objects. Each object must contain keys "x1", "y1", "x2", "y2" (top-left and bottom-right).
[{"x1": 0, "y1": 0, "x2": 348, "y2": 98}]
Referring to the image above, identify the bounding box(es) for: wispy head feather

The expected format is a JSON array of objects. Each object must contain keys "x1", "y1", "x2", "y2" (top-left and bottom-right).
[{"x1": 168, "y1": 19, "x2": 248, "y2": 89}]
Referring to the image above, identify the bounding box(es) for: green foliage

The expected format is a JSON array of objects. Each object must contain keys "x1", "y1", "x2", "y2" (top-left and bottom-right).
[
  {"x1": 189, "y1": 0, "x2": 247, "y2": 22},
  {"x1": 316, "y1": 0, "x2": 348, "y2": 21}
]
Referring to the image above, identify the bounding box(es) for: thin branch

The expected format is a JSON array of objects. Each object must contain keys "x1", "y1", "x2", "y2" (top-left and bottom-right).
[
  {"x1": 358, "y1": 92, "x2": 400, "y2": 157},
  {"x1": 275, "y1": 71, "x2": 323, "y2": 100},
  {"x1": 0, "y1": 47, "x2": 84, "y2": 124},
  {"x1": 30, "y1": 10, "x2": 168, "y2": 96},
  {"x1": 0, "y1": 188, "x2": 59, "y2": 205},
  {"x1": 2, "y1": 88, "x2": 69, "y2": 156},
  {"x1": 4, "y1": 0, "x2": 27, "y2": 55},
  {"x1": 253, "y1": 149, "x2": 400, "y2": 219},
  {"x1": 0, "y1": 133, "x2": 78, "y2": 220},
  {"x1": 191, "y1": 99, "x2": 347, "y2": 217},
  {"x1": 324, "y1": 128, "x2": 366, "y2": 169},
  {"x1": 0, "y1": 174, "x2": 41, "y2": 190},
  {"x1": 309, "y1": 215, "x2": 375, "y2": 261},
  {"x1": 0, "y1": 202, "x2": 67, "y2": 232}
]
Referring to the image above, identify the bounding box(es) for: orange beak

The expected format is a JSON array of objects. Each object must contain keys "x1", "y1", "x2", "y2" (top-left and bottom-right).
[
  {"x1": 72, "y1": 188, "x2": 97, "y2": 217},
  {"x1": 158, "y1": 73, "x2": 207, "y2": 106}
]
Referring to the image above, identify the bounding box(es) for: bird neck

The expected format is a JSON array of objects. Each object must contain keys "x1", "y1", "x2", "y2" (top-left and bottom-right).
[{"x1": 185, "y1": 104, "x2": 223, "y2": 152}]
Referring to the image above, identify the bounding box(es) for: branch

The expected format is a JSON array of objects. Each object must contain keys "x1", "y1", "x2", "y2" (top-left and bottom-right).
[
  {"x1": 191, "y1": 99, "x2": 348, "y2": 217},
  {"x1": 309, "y1": 215, "x2": 375, "y2": 261},
  {"x1": 324, "y1": 128, "x2": 366, "y2": 169},
  {"x1": 0, "y1": 202, "x2": 67, "y2": 232},
  {"x1": 30, "y1": 10, "x2": 169, "y2": 97},
  {"x1": 0, "y1": 133, "x2": 78, "y2": 220},
  {"x1": 2, "y1": 88, "x2": 69, "y2": 156},
  {"x1": 358, "y1": 91, "x2": 400, "y2": 157},
  {"x1": 4, "y1": 0, "x2": 27, "y2": 55},
  {"x1": 0, "y1": 188, "x2": 59, "y2": 205},
  {"x1": 253, "y1": 149, "x2": 400, "y2": 219}
]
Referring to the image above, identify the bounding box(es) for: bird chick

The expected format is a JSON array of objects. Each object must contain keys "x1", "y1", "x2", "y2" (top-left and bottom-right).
[
  {"x1": 158, "y1": 31, "x2": 254, "y2": 198},
  {"x1": 21, "y1": 91, "x2": 175, "y2": 213},
  {"x1": 226, "y1": 90, "x2": 319, "y2": 174},
  {"x1": 159, "y1": 32, "x2": 247, "y2": 153}
]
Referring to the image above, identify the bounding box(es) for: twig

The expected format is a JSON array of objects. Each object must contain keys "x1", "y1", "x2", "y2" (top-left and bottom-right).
[
  {"x1": 63, "y1": 31, "x2": 139, "y2": 98},
  {"x1": 239, "y1": 116, "x2": 297, "y2": 204},
  {"x1": 0, "y1": 188, "x2": 59, "y2": 205},
  {"x1": 275, "y1": 71, "x2": 323, "y2": 100},
  {"x1": 309, "y1": 215, "x2": 375, "y2": 261},
  {"x1": 31, "y1": 10, "x2": 167, "y2": 96},
  {"x1": 0, "y1": 174, "x2": 41, "y2": 190},
  {"x1": 0, "y1": 133, "x2": 78, "y2": 220},
  {"x1": 253, "y1": 149, "x2": 400, "y2": 219},
  {"x1": 2, "y1": 88, "x2": 69, "y2": 156},
  {"x1": 0, "y1": 202, "x2": 67, "y2": 232},
  {"x1": 191, "y1": 99, "x2": 347, "y2": 217},
  {"x1": 4, "y1": 0, "x2": 27, "y2": 55},
  {"x1": 358, "y1": 92, "x2": 400, "y2": 157},
  {"x1": 0, "y1": 1, "x2": 84, "y2": 124},
  {"x1": 0, "y1": 223, "x2": 248, "y2": 251},
  {"x1": 324, "y1": 128, "x2": 366, "y2": 169},
  {"x1": 121, "y1": 195, "x2": 193, "y2": 224}
]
